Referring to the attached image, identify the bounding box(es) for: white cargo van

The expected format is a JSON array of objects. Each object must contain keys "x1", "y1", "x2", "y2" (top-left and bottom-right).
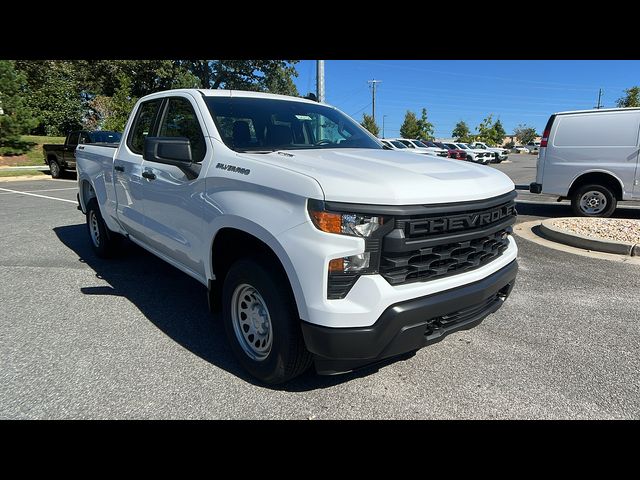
[{"x1": 530, "y1": 108, "x2": 640, "y2": 217}]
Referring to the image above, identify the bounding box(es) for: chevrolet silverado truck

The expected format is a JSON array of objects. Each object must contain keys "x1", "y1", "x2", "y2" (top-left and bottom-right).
[
  {"x1": 469, "y1": 141, "x2": 509, "y2": 163},
  {"x1": 43, "y1": 130, "x2": 122, "y2": 178},
  {"x1": 75, "y1": 89, "x2": 518, "y2": 384}
]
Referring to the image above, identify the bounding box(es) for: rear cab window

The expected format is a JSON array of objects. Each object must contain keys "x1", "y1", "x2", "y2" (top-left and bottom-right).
[{"x1": 127, "y1": 99, "x2": 163, "y2": 154}]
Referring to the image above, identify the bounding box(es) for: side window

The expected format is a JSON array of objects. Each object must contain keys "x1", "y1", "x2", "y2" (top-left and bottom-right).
[
  {"x1": 158, "y1": 97, "x2": 206, "y2": 162},
  {"x1": 67, "y1": 132, "x2": 80, "y2": 146},
  {"x1": 128, "y1": 99, "x2": 162, "y2": 155},
  {"x1": 79, "y1": 132, "x2": 90, "y2": 144}
]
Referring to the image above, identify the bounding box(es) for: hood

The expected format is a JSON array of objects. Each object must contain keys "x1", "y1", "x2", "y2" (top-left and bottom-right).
[{"x1": 239, "y1": 148, "x2": 514, "y2": 205}]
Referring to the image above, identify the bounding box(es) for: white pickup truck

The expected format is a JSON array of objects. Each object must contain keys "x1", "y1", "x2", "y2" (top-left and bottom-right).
[
  {"x1": 469, "y1": 142, "x2": 509, "y2": 163},
  {"x1": 76, "y1": 89, "x2": 518, "y2": 384}
]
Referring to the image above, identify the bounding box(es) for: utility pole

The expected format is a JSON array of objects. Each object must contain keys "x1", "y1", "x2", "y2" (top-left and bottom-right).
[
  {"x1": 382, "y1": 115, "x2": 387, "y2": 138},
  {"x1": 368, "y1": 79, "x2": 382, "y2": 124},
  {"x1": 316, "y1": 60, "x2": 325, "y2": 103},
  {"x1": 595, "y1": 88, "x2": 603, "y2": 109}
]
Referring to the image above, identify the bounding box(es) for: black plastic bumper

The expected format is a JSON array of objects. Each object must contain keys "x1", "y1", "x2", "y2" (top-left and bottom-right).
[
  {"x1": 529, "y1": 182, "x2": 542, "y2": 194},
  {"x1": 302, "y1": 260, "x2": 518, "y2": 375}
]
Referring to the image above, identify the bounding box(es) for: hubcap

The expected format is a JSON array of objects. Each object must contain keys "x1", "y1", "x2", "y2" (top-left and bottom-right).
[
  {"x1": 89, "y1": 211, "x2": 101, "y2": 247},
  {"x1": 231, "y1": 284, "x2": 273, "y2": 361},
  {"x1": 579, "y1": 190, "x2": 607, "y2": 215}
]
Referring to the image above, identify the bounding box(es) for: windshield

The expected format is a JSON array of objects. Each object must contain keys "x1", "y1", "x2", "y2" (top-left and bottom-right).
[
  {"x1": 412, "y1": 140, "x2": 428, "y2": 148},
  {"x1": 424, "y1": 141, "x2": 438, "y2": 148},
  {"x1": 390, "y1": 140, "x2": 407, "y2": 149},
  {"x1": 86, "y1": 131, "x2": 122, "y2": 143},
  {"x1": 204, "y1": 96, "x2": 382, "y2": 152},
  {"x1": 456, "y1": 143, "x2": 469, "y2": 150}
]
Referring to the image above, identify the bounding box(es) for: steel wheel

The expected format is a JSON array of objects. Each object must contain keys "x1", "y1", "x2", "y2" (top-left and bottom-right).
[
  {"x1": 89, "y1": 210, "x2": 101, "y2": 247},
  {"x1": 579, "y1": 190, "x2": 607, "y2": 215},
  {"x1": 231, "y1": 283, "x2": 273, "y2": 361}
]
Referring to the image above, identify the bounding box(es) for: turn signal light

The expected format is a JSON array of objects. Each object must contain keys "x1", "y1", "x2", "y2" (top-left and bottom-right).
[{"x1": 310, "y1": 211, "x2": 341, "y2": 234}]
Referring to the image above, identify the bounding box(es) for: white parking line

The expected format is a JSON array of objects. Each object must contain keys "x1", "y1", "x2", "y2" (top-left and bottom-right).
[
  {"x1": 0, "y1": 187, "x2": 77, "y2": 204},
  {"x1": 0, "y1": 187, "x2": 77, "y2": 195}
]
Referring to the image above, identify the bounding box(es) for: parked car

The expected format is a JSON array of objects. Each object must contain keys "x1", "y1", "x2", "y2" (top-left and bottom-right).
[
  {"x1": 530, "y1": 108, "x2": 640, "y2": 217},
  {"x1": 381, "y1": 139, "x2": 411, "y2": 151},
  {"x1": 468, "y1": 142, "x2": 509, "y2": 163},
  {"x1": 434, "y1": 141, "x2": 466, "y2": 160},
  {"x1": 512, "y1": 146, "x2": 530, "y2": 154},
  {"x1": 394, "y1": 138, "x2": 449, "y2": 157},
  {"x1": 76, "y1": 88, "x2": 518, "y2": 384},
  {"x1": 455, "y1": 143, "x2": 491, "y2": 164},
  {"x1": 43, "y1": 130, "x2": 122, "y2": 178},
  {"x1": 526, "y1": 142, "x2": 540, "y2": 154}
]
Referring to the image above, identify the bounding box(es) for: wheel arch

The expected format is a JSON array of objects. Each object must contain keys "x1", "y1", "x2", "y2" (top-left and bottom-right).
[
  {"x1": 568, "y1": 170, "x2": 624, "y2": 200},
  {"x1": 207, "y1": 218, "x2": 308, "y2": 321}
]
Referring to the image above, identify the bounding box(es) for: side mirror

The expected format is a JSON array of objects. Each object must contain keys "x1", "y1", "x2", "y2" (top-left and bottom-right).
[{"x1": 144, "y1": 137, "x2": 193, "y2": 166}]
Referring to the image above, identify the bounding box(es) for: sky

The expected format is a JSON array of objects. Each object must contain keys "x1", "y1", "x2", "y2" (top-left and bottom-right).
[{"x1": 292, "y1": 60, "x2": 640, "y2": 139}]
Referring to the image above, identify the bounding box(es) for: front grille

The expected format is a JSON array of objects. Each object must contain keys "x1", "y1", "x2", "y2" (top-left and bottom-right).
[
  {"x1": 379, "y1": 192, "x2": 516, "y2": 286},
  {"x1": 380, "y1": 229, "x2": 510, "y2": 285}
]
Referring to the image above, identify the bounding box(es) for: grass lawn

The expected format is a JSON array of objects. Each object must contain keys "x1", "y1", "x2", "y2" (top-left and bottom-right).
[
  {"x1": 0, "y1": 135, "x2": 65, "y2": 167},
  {"x1": 0, "y1": 169, "x2": 47, "y2": 177}
]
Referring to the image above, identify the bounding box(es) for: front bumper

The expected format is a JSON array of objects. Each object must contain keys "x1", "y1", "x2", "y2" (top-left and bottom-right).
[{"x1": 302, "y1": 260, "x2": 518, "y2": 375}]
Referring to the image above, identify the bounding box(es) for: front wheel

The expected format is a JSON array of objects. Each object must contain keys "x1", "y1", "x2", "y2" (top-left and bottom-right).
[
  {"x1": 571, "y1": 184, "x2": 617, "y2": 217},
  {"x1": 222, "y1": 257, "x2": 313, "y2": 384}
]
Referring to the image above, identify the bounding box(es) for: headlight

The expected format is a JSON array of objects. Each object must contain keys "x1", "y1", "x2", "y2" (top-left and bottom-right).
[{"x1": 308, "y1": 202, "x2": 386, "y2": 237}]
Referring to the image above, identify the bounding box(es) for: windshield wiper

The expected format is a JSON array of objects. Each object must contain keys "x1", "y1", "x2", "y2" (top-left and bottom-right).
[{"x1": 235, "y1": 149, "x2": 278, "y2": 154}]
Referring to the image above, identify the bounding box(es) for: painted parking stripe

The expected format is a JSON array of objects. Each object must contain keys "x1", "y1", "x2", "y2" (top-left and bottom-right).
[
  {"x1": 0, "y1": 187, "x2": 77, "y2": 195},
  {"x1": 0, "y1": 187, "x2": 77, "y2": 204}
]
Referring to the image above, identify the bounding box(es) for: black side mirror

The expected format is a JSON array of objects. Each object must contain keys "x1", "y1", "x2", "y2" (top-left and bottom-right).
[{"x1": 144, "y1": 137, "x2": 193, "y2": 166}]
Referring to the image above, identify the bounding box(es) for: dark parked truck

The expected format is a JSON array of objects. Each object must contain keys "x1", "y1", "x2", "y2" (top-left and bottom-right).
[{"x1": 43, "y1": 130, "x2": 122, "y2": 178}]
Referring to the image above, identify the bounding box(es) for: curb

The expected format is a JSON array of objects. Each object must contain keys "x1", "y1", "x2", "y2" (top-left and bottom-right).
[
  {"x1": 539, "y1": 219, "x2": 638, "y2": 256},
  {"x1": 0, "y1": 166, "x2": 49, "y2": 171}
]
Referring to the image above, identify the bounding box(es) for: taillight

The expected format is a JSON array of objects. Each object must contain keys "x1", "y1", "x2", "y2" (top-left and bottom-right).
[{"x1": 540, "y1": 128, "x2": 550, "y2": 147}]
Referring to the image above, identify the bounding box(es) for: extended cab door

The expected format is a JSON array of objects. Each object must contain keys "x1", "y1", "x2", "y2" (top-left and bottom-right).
[
  {"x1": 64, "y1": 131, "x2": 80, "y2": 167},
  {"x1": 113, "y1": 98, "x2": 163, "y2": 239},
  {"x1": 138, "y1": 95, "x2": 208, "y2": 278}
]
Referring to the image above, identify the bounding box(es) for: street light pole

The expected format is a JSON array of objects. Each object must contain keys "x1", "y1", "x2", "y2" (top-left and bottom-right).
[{"x1": 382, "y1": 115, "x2": 387, "y2": 138}]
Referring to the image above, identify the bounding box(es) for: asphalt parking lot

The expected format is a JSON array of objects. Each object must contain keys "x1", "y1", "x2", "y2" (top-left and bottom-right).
[{"x1": 1, "y1": 157, "x2": 640, "y2": 419}]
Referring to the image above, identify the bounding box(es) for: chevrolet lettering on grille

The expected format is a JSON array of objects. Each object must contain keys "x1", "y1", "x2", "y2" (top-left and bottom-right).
[{"x1": 407, "y1": 204, "x2": 516, "y2": 236}]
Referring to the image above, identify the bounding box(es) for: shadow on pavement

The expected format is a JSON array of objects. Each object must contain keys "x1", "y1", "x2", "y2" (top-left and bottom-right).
[
  {"x1": 53, "y1": 223, "x2": 381, "y2": 391},
  {"x1": 515, "y1": 201, "x2": 640, "y2": 220}
]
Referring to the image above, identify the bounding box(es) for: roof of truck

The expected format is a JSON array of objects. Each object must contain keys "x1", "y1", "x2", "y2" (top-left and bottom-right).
[{"x1": 140, "y1": 88, "x2": 321, "y2": 105}]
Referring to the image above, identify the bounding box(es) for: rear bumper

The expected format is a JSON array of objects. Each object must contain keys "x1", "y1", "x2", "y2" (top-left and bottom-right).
[
  {"x1": 302, "y1": 260, "x2": 518, "y2": 375},
  {"x1": 529, "y1": 182, "x2": 542, "y2": 194}
]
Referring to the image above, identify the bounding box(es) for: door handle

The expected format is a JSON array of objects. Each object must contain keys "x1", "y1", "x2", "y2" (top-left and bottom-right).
[
  {"x1": 142, "y1": 171, "x2": 156, "y2": 180},
  {"x1": 114, "y1": 165, "x2": 125, "y2": 172}
]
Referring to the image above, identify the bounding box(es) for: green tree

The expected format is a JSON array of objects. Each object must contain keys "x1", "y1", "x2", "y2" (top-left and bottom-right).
[
  {"x1": 361, "y1": 113, "x2": 379, "y2": 136},
  {"x1": 452, "y1": 120, "x2": 471, "y2": 142},
  {"x1": 616, "y1": 86, "x2": 640, "y2": 108},
  {"x1": 475, "y1": 115, "x2": 495, "y2": 144},
  {"x1": 514, "y1": 124, "x2": 538, "y2": 145},
  {"x1": 102, "y1": 76, "x2": 138, "y2": 132},
  {"x1": 400, "y1": 110, "x2": 421, "y2": 138},
  {"x1": 492, "y1": 119, "x2": 506, "y2": 146},
  {"x1": 0, "y1": 61, "x2": 36, "y2": 152},
  {"x1": 416, "y1": 108, "x2": 435, "y2": 140},
  {"x1": 14, "y1": 61, "x2": 83, "y2": 135},
  {"x1": 179, "y1": 60, "x2": 299, "y2": 95}
]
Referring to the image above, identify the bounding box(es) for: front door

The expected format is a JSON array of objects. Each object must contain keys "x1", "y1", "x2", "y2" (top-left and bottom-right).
[
  {"x1": 139, "y1": 95, "x2": 209, "y2": 279},
  {"x1": 113, "y1": 98, "x2": 163, "y2": 239},
  {"x1": 64, "y1": 132, "x2": 80, "y2": 167}
]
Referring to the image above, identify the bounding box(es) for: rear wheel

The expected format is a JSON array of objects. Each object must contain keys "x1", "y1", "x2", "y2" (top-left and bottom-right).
[
  {"x1": 222, "y1": 257, "x2": 313, "y2": 384},
  {"x1": 49, "y1": 159, "x2": 63, "y2": 178},
  {"x1": 571, "y1": 184, "x2": 617, "y2": 217},
  {"x1": 86, "y1": 198, "x2": 119, "y2": 257}
]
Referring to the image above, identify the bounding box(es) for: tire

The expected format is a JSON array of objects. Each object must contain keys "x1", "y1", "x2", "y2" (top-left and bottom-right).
[
  {"x1": 49, "y1": 159, "x2": 63, "y2": 178},
  {"x1": 222, "y1": 257, "x2": 313, "y2": 384},
  {"x1": 86, "y1": 198, "x2": 118, "y2": 257},
  {"x1": 571, "y1": 183, "x2": 617, "y2": 218}
]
